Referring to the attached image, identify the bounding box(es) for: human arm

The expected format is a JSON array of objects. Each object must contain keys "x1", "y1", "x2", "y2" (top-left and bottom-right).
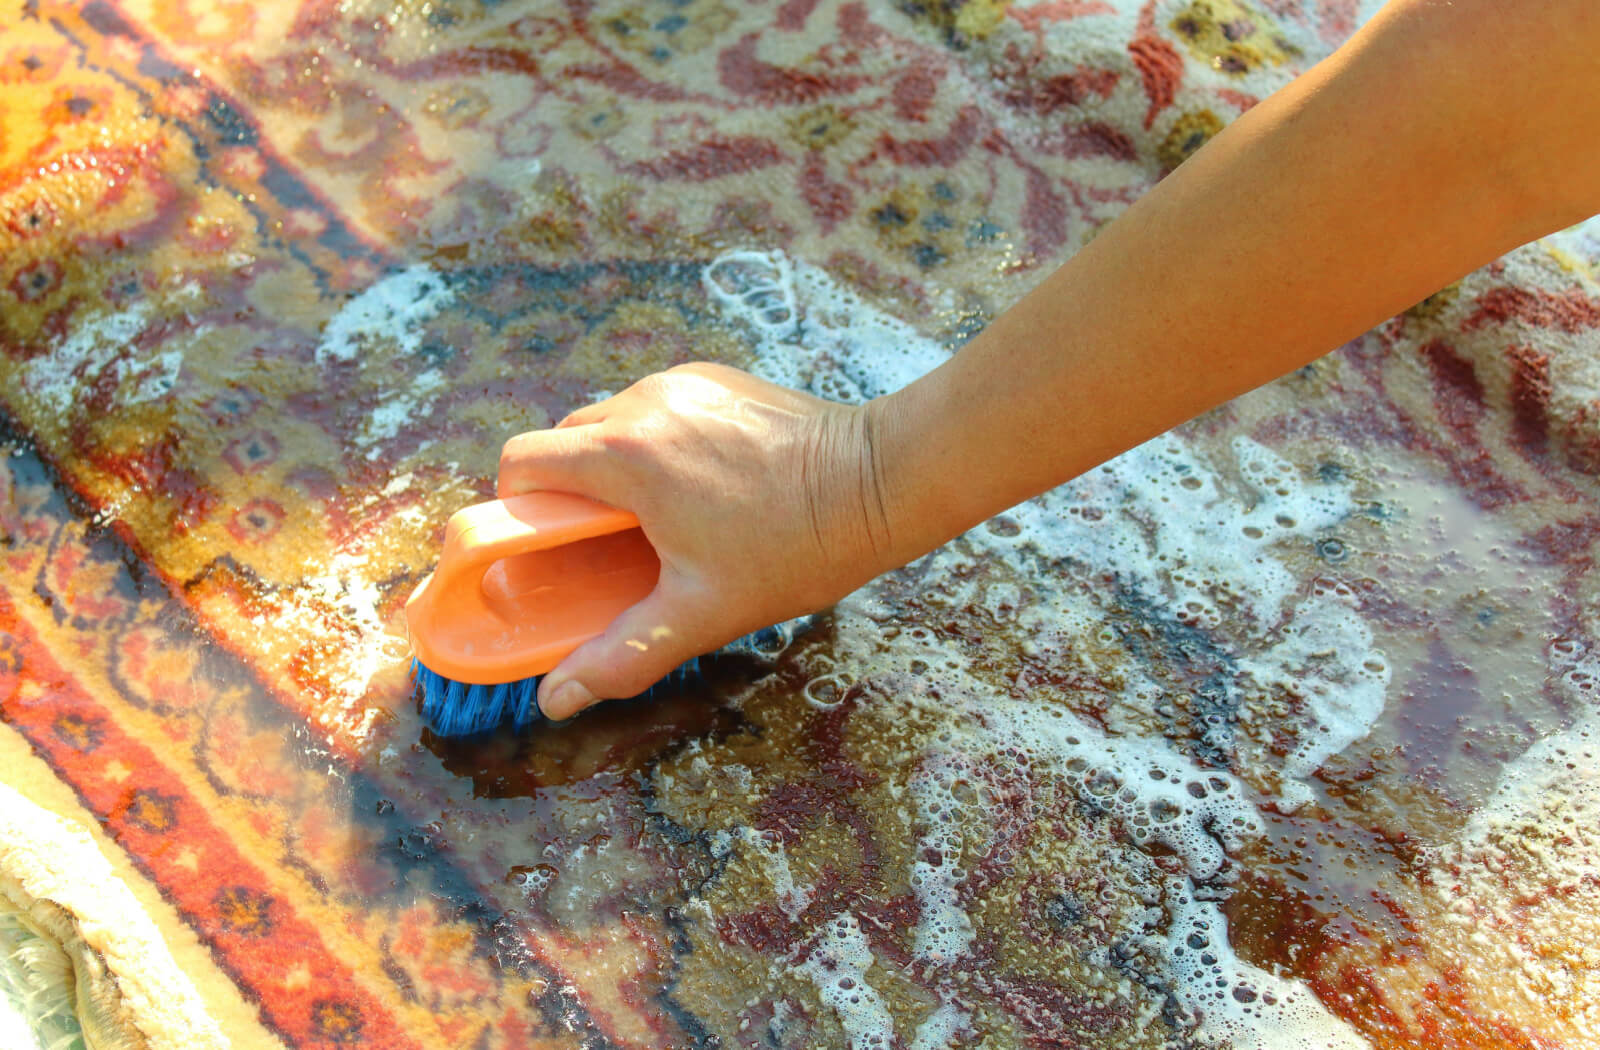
[
  {"x1": 503, "y1": 0, "x2": 1600, "y2": 720},
  {"x1": 869, "y1": 0, "x2": 1600, "y2": 558}
]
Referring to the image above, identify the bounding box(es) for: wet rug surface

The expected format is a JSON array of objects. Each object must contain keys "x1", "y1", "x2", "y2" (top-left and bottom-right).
[{"x1": 2, "y1": 1, "x2": 1598, "y2": 1047}]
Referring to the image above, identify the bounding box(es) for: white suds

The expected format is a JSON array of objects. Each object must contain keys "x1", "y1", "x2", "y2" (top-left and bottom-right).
[
  {"x1": 23, "y1": 303, "x2": 156, "y2": 417},
  {"x1": 280, "y1": 548, "x2": 408, "y2": 739},
  {"x1": 1238, "y1": 592, "x2": 1390, "y2": 807},
  {"x1": 312, "y1": 264, "x2": 457, "y2": 458},
  {"x1": 711, "y1": 826, "x2": 814, "y2": 921},
  {"x1": 357, "y1": 367, "x2": 447, "y2": 455},
  {"x1": 1000, "y1": 435, "x2": 1353, "y2": 630},
  {"x1": 908, "y1": 1001, "x2": 971, "y2": 1050},
  {"x1": 314, "y1": 263, "x2": 454, "y2": 365},
  {"x1": 708, "y1": 248, "x2": 1381, "y2": 1049},
  {"x1": 1408, "y1": 642, "x2": 1600, "y2": 1034},
  {"x1": 1160, "y1": 892, "x2": 1370, "y2": 1050},
  {"x1": 908, "y1": 753, "x2": 981, "y2": 962},
  {"x1": 705, "y1": 249, "x2": 948, "y2": 403},
  {"x1": 798, "y1": 912, "x2": 894, "y2": 1050}
]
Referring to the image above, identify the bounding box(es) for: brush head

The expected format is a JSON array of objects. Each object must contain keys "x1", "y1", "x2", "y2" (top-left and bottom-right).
[
  {"x1": 413, "y1": 660, "x2": 543, "y2": 737},
  {"x1": 413, "y1": 655, "x2": 705, "y2": 737},
  {"x1": 412, "y1": 619, "x2": 810, "y2": 738}
]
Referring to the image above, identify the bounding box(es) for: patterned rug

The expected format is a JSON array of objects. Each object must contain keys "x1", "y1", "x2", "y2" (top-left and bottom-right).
[{"x1": 2, "y1": 0, "x2": 1598, "y2": 1047}]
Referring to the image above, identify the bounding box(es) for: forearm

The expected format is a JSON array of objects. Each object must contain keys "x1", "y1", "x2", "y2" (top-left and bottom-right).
[{"x1": 867, "y1": 0, "x2": 1599, "y2": 565}]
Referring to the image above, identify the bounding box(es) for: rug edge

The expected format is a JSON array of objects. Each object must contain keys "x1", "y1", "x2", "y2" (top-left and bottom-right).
[{"x1": 0, "y1": 722, "x2": 285, "y2": 1050}]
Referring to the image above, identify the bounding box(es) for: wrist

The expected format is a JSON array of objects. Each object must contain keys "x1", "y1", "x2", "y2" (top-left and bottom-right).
[
  {"x1": 781, "y1": 400, "x2": 895, "y2": 611},
  {"x1": 858, "y1": 383, "x2": 968, "y2": 570}
]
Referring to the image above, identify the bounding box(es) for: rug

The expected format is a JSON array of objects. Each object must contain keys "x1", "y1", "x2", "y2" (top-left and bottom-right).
[{"x1": 1, "y1": 0, "x2": 1598, "y2": 1046}]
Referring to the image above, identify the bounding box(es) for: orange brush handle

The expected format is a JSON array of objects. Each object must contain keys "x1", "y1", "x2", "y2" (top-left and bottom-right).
[{"x1": 405, "y1": 492, "x2": 660, "y2": 685}]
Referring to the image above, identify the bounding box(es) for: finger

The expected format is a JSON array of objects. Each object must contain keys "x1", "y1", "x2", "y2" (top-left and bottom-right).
[
  {"x1": 536, "y1": 585, "x2": 719, "y2": 719},
  {"x1": 497, "y1": 425, "x2": 616, "y2": 500},
  {"x1": 555, "y1": 398, "x2": 611, "y2": 429}
]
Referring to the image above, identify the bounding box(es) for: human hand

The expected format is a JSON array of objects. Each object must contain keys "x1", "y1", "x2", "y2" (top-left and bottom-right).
[{"x1": 498, "y1": 362, "x2": 894, "y2": 720}]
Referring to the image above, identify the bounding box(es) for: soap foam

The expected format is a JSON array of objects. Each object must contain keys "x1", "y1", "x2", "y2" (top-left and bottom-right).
[
  {"x1": 314, "y1": 263, "x2": 454, "y2": 365},
  {"x1": 826, "y1": 627, "x2": 1368, "y2": 1048},
  {"x1": 711, "y1": 825, "x2": 814, "y2": 922},
  {"x1": 908, "y1": 752, "x2": 982, "y2": 962},
  {"x1": 709, "y1": 248, "x2": 1382, "y2": 1048},
  {"x1": 22, "y1": 303, "x2": 170, "y2": 419},
  {"x1": 271, "y1": 547, "x2": 408, "y2": 741},
  {"x1": 1237, "y1": 592, "x2": 1389, "y2": 808},
  {"x1": 357, "y1": 366, "x2": 446, "y2": 456},
  {"x1": 798, "y1": 912, "x2": 895, "y2": 1050},
  {"x1": 848, "y1": 649, "x2": 1370, "y2": 1049},
  {"x1": 706, "y1": 249, "x2": 949, "y2": 404},
  {"x1": 997, "y1": 434, "x2": 1353, "y2": 631},
  {"x1": 1460, "y1": 636, "x2": 1600, "y2": 850},
  {"x1": 1161, "y1": 891, "x2": 1369, "y2": 1050},
  {"x1": 908, "y1": 1001, "x2": 970, "y2": 1050},
  {"x1": 314, "y1": 264, "x2": 457, "y2": 459}
]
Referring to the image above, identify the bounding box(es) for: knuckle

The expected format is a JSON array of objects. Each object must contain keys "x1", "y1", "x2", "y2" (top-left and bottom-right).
[
  {"x1": 588, "y1": 423, "x2": 625, "y2": 456},
  {"x1": 497, "y1": 438, "x2": 523, "y2": 477},
  {"x1": 591, "y1": 421, "x2": 651, "y2": 464},
  {"x1": 632, "y1": 370, "x2": 674, "y2": 399}
]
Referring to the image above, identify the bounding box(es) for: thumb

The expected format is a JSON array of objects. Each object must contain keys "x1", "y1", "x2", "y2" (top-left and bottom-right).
[{"x1": 536, "y1": 585, "x2": 714, "y2": 720}]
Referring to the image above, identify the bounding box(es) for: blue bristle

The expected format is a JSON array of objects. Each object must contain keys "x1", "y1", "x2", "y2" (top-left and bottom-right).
[
  {"x1": 511, "y1": 677, "x2": 539, "y2": 733},
  {"x1": 413, "y1": 660, "x2": 524, "y2": 737},
  {"x1": 413, "y1": 616, "x2": 815, "y2": 738},
  {"x1": 412, "y1": 656, "x2": 543, "y2": 738}
]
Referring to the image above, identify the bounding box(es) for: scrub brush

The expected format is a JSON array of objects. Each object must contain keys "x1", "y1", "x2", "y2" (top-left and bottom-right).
[{"x1": 406, "y1": 491, "x2": 799, "y2": 736}]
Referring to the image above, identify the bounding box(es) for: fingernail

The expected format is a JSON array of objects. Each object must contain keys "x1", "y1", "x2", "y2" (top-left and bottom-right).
[{"x1": 542, "y1": 679, "x2": 595, "y2": 721}]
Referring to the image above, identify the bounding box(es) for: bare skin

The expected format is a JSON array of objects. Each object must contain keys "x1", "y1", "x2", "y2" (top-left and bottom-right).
[{"x1": 500, "y1": 0, "x2": 1600, "y2": 720}]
